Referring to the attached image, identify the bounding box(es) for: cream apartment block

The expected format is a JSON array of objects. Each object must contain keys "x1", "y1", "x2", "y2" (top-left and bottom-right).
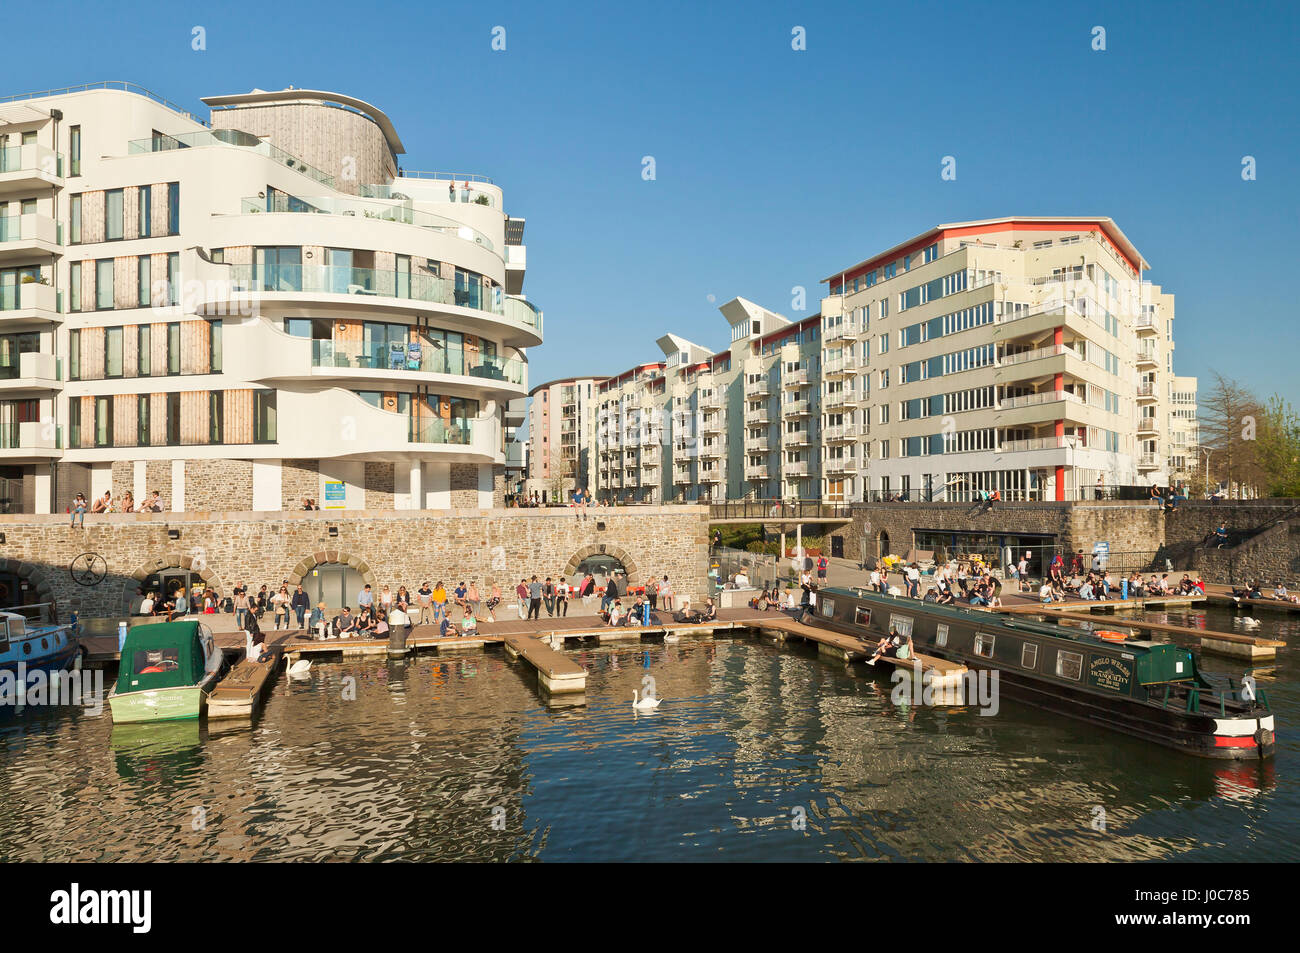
[
  {"x1": 1167, "y1": 374, "x2": 1199, "y2": 484},
  {"x1": 0, "y1": 81, "x2": 541, "y2": 513},
  {"x1": 525, "y1": 375, "x2": 604, "y2": 500},
  {"x1": 589, "y1": 298, "x2": 822, "y2": 503},
  {"x1": 820, "y1": 216, "x2": 1193, "y2": 502}
]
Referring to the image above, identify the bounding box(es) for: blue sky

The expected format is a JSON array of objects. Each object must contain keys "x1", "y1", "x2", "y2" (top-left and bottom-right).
[{"x1": 21, "y1": 0, "x2": 1299, "y2": 403}]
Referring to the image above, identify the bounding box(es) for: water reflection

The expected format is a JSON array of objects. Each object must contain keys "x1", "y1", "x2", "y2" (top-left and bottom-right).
[{"x1": 0, "y1": 605, "x2": 1293, "y2": 862}]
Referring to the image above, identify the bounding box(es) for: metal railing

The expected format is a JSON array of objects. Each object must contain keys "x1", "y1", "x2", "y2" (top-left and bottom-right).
[
  {"x1": 128, "y1": 129, "x2": 331, "y2": 186},
  {"x1": 709, "y1": 499, "x2": 853, "y2": 522},
  {"x1": 0, "y1": 81, "x2": 209, "y2": 126}
]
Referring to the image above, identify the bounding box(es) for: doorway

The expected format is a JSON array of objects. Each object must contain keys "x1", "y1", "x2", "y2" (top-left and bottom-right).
[{"x1": 303, "y1": 562, "x2": 365, "y2": 611}]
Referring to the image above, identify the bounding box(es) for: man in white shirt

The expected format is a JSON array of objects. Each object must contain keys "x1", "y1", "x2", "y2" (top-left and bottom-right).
[
  {"x1": 906, "y1": 564, "x2": 921, "y2": 598},
  {"x1": 869, "y1": 568, "x2": 880, "y2": 591},
  {"x1": 734, "y1": 570, "x2": 750, "y2": 589},
  {"x1": 1039, "y1": 582, "x2": 1054, "y2": 603}
]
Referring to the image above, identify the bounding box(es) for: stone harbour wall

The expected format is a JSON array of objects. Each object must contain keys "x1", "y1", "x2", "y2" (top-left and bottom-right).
[{"x1": 0, "y1": 506, "x2": 711, "y2": 619}]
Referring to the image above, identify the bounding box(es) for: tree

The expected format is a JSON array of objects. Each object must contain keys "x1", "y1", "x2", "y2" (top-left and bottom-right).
[
  {"x1": 1197, "y1": 372, "x2": 1264, "y2": 497},
  {"x1": 1256, "y1": 395, "x2": 1300, "y2": 497},
  {"x1": 548, "y1": 448, "x2": 576, "y2": 503}
]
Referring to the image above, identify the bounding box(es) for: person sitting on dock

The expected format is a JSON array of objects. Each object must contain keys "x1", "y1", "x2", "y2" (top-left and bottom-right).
[
  {"x1": 672, "y1": 600, "x2": 700, "y2": 624},
  {"x1": 310, "y1": 601, "x2": 328, "y2": 640},
  {"x1": 605, "y1": 599, "x2": 624, "y2": 626},
  {"x1": 700, "y1": 598, "x2": 717, "y2": 622},
  {"x1": 935, "y1": 586, "x2": 956, "y2": 606},
  {"x1": 763, "y1": 589, "x2": 781, "y2": 610},
  {"x1": 1049, "y1": 553, "x2": 1065, "y2": 586},
  {"x1": 1039, "y1": 580, "x2": 1055, "y2": 604},
  {"x1": 866, "y1": 626, "x2": 912, "y2": 666},
  {"x1": 439, "y1": 613, "x2": 459, "y2": 638},
  {"x1": 460, "y1": 612, "x2": 478, "y2": 635},
  {"x1": 1078, "y1": 579, "x2": 1096, "y2": 601},
  {"x1": 332, "y1": 607, "x2": 356, "y2": 638}
]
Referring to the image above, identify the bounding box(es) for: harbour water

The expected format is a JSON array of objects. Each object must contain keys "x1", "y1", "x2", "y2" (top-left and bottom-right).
[{"x1": 1, "y1": 606, "x2": 1295, "y2": 861}]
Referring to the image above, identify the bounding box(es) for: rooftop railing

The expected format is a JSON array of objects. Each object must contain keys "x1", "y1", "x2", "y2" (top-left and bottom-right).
[
  {"x1": 0, "y1": 81, "x2": 209, "y2": 126},
  {"x1": 239, "y1": 195, "x2": 494, "y2": 252}
]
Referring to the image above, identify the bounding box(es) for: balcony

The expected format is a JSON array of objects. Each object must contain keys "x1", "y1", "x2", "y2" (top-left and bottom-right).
[
  {"x1": 1136, "y1": 382, "x2": 1158, "y2": 401},
  {"x1": 744, "y1": 465, "x2": 769, "y2": 480},
  {"x1": 128, "y1": 129, "x2": 334, "y2": 188},
  {"x1": 745, "y1": 378, "x2": 771, "y2": 398},
  {"x1": 823, "y1": 391, "x2": 848, "y2": 411},
  {"x1": 825, "y1": 458, "x2": 858, "y2": 475},
  {"x1": 673, "y1": 467, "x2": 693, "y2": 485},
  {"x1": 238, "y1": 194, "x2": 495, "y2": 253},
  {"x1": 0, "y1": 351, "x2": 60, "y2": 394},
  {"x1": 1137, "y1": 418, "x2": 1158, "y2": 435},
  {"x1": 698, "y1": 414, "x2": 725, "y2": 435},
  {"x1": 1138, "y1": 453, "x2": 1160, "y2": 469},
  {"x1": 823, "y1": 357, "x2": 848, "y2": 378},
  {"x1": 698, "y1": 390, "x2": 724, "y2": 410},
  {"x1": 309, "y1": 338, "x2": 525, "y2": 391},
  {"x1": 784, "y1": 461, "x2": 810, "y2": 477},
  {"x1": 0, "y1": 420, "x2": 61, "y2": 460},
  {"x1": 783, "y1": 429, "x2": 812, "y2": 448},
  {"x1": 997, "y1": 436, "x2": 1067, "y2": 453},
  {"x1": 698, "y1": 443, "x2": 724, "y2": 459},
  {"x1": 783, "y1": 368, "x2": 809, "y2": 388},
  {"x1": 783, "y1": 399, "x2": 812, "y2": 417},
  {"x1": 744, "y1": 437, "x2": 770, "y2": 453},
  {"x1": 1134, "y1": 316, "x2": 1159, "y2": 335},
  {"x1": 0, "y1": 214, "x2": 62, "y2": 262},
  {"x1": 744, "y1": 406, "x2": 771, "y2": 425},
  {"x1": 0, "y1": 280, "x2": 61, "y2": 324},
  {"x1": 219, "y1": 264, "x2": 542, "y2": 346},
  {"x1": 1136, "y1": 349, "x2": 1159, "y2": 368},
  {"x1": 361, "y1": 174, "x2": 499, "y2": 209},
  {"x1": 823, "y1": 424, "x2": 855, "y2": 443},
  {"x1": 0, "y1": 144, "x2": 63, "y2": 195},
  {"x1": 997, "y1": 390, "x2": 1086, "y2": 411}
]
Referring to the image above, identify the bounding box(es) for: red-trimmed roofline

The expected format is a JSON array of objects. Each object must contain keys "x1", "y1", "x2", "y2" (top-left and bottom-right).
[
  {"x1": 757, "y1": 314, "x2": 820, "y2": 349},
  {"x1": 827, "y1": 219, "x2": 1141, "y2": 287},
  {"x1": 598, "y1": 362, "x2": 665, "y2": 392}
]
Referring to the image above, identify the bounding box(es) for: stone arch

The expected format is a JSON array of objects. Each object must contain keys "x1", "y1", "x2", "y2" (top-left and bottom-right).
[
  {"x1": 287, "y1": 550, "x2": 378, "y2": 590},
  {"x1": 0, "y1": 558, "x2": 57, "y2": 611},
  {"x1": 876, "y1": 530, "x2": 891, "y2": 561},
  {"x1": 124, "y1": 553, "x2": 232, "y2": 610},
  {"x1": 562, "y1": 544, "x2": 640, "y2": 583}
]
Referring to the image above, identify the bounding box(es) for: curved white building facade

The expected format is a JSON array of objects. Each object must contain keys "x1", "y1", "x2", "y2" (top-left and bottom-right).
[{"x1": 0, "y1": 83, "x2": 540, "y2": 512}]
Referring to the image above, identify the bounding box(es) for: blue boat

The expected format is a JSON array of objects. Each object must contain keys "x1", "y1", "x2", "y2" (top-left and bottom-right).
[{"x1": 0, "y1": 610, "x2": 81, "y2": 688}]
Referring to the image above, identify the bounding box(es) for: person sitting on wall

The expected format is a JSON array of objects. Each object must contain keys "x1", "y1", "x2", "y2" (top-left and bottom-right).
[
  {"x1": 750, "y1": 588, "x2": 769, "y2": 610},
  {"x1": 922, "y1": 586, "x2": 939, "y2": 604}
]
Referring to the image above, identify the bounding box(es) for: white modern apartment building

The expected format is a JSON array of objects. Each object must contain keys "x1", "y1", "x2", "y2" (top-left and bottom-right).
[
  {"x1": 590, "y1": 298, "x2": 822, "y2": 503},
  {"x1": 0, "y1": 81, "x2": 540, "y2": 513},
  {"x1": 820, "y1": 216, "x2": 1190, "y2": 501},
  {"x1": 525, "y1": 375, "x2": 604, "y2": 500},
  {"x1": 1167, "y1": 374, "x2": 1199, "y2": 484}
]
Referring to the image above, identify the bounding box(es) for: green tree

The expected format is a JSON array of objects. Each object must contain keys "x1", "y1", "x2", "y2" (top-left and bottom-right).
[{"x1": 1256, "y1": 395, "x2": 1300, "y2": 497}]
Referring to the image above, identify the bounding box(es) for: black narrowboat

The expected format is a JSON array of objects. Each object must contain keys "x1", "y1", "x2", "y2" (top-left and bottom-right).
[{"x1": 805, "y1": 587, "x2": 1276, "y2": 760}]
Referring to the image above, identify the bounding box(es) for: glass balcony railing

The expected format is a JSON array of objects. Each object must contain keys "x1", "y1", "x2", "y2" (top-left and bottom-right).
[
  {"x1": 0, "y1": 146, "x2": 63, "y2": 176},
  {"x1": 229, "y1": 264, "x2": 513, "y2": 320},
  {"x1": 127, "y1": 130, "x2": 334, "y2": 188},
  {"x1": 310, "y1": 339, "x2": 525, "y2": 386},
  {"x1": 239, "y1": 195, "x2": 494, "y2": 252},
  {"x1": 408, "y1": 418, "x2": 474, "y2": 445}
]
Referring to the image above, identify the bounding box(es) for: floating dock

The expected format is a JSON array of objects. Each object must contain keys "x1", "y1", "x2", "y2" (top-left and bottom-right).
[{"x1": 207, "y1": 648, "x2": 282, "y2": 719}]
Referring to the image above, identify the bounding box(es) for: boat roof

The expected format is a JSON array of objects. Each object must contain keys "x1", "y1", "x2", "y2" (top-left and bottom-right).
[
  {"x1": 820, "y1": 587, "x2": 1165, "y2": 653},
  {"x1": 121, "y1": 619, "x2": 202, "y2": 650}
]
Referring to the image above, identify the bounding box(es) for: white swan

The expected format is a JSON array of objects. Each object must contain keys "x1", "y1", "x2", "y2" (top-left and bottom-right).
[
  {"x1": 1239, "y1": 617, "x2": 1261, "y2": 629},
  {"x1": 663, "y1": 631, "x2": 680, "y2": 643},
  {"x1": 287, "y1": 658, "x2": 312, "y2": 676},
  {"x1": 632, "y1": 690, "x2": 661, "y2": 709}
]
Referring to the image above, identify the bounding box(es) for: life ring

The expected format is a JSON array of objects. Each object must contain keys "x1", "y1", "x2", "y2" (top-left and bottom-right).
[{"x1": 1097, "y1": 630, "x2": 1128, "y2": 642}]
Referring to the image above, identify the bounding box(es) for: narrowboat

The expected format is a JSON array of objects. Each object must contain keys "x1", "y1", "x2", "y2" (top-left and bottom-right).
[
  {"x1": 805, "y1": 588, "x2": 1276, "y2": 760},
  {"x1": 0, "y1": 610, "x2": 81, "y2": 691},
  {"x1": 108, "y1": 620, "x2": 225, "y2": 723}
]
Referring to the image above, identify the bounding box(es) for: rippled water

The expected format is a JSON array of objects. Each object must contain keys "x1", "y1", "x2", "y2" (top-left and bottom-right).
[{"x1": 1, "y1": 607, "x2": 1296, "y2": 861}]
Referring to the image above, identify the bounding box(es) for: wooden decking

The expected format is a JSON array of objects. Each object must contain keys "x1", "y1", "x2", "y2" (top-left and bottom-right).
[{"x1": 207, "y1": 648, "x2": 282, "y2": 719}]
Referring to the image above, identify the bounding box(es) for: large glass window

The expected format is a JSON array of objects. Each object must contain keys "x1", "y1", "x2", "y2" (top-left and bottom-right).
[
  {"x1": 95, "y1": 260, "x2": 113, "y2": 310},
  {"x1": 138, "y1": 325, "x2": 151, "y2": 375},
  {"x1": 137, "y1": 395, "x2": 150, "y2": 446},
  {"x1": 209, "y1": 320, "x2": 222, "y2": 373},
  {"x1": 70, "y1": 194, "x2": 82, "y2": 244},
  {"x1": 68, "y1": 397, "x2": 81, "y2": 446},
  {"x1": 105, "y1": 189, "x2": 124, "y2": 241},
  {"x1": 254, "y1": 246, "x2": 301, "y2": 291},
  {"x1": 139, "y1": 187, "x2": 152, "y2": 238},
  {"x1": 68, "y1": 329, "x2": 80, "y2": 380},
  {"x1": 209, "y1": 391, "x2": 222, "y2": 444},
  {"x1": 69, "y1": 126, "x2": 81, "y2": 176},
  {"x1": 137, "y1": 256, "x2": 151, "y2": 307},
  {"x1": 94, "y1": 396, "x2": 112, "y2": 447},
  {"x1": 165, "y1": 392, "x2": 180, "y2": 444},
  {"x1": 254, "y1": 390, "x2": 277, "y2": 443},
  {"x1": 167, "y1": 322, "x2": 180, "y2": 375},
  {"x1": 69, "y1": 262, "x2": 81, "y2": 312},
  {"x1": 167, "y1": 253, "x2": 179, "y2": 306},
  {"x1": 167, "y1": 182, "x2": 180, "y2": 234},
  {"x1": 106, "y1": 326, "x2": 123, "y2": 378}
]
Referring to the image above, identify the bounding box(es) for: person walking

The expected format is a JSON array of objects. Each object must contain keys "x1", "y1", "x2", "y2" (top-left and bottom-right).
[
  {"x1": 817, "y1": 554, "x2": 828, "y2": 583},
  {"x1": 486, "y1": 583, "x2": 502, "y2": 623},
  {"x1": 555, "y1": 577, "x2": 569, "y2": 617},
  {"x1": 233, "y1": 587, "x2": 249, "y2": 631},
  {"x1": 602, "y1": 575, "x2": 620, "y2": 613}
]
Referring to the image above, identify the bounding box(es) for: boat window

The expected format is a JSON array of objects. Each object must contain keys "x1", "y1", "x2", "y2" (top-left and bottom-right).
[
  {"x1": 0, "y1": 619, "x2": 9, "y2": 651},
  {"x1": 974, "y1": 633, "x2": 996, "y2": 658},
  {"x1": 853, "y1": 606, "x2": 872, "y2": 627},
  {"x1": 935, "y1": 623, "x2": 948, "y2": 647},
  {"x1": 820, "y1": 598, "x2": 835, "y2": 617},
  {"x1": 132, "y1": 647, "x2": 181, "y2": 675},
  {"x1": 889, "y1": 614, "x2": 914, "y2": 638},
  {"x1": 1056, "y1": 649, "x2": 1083, "y2": 680},
  {"x1": 1021, "y1": 642, "x2": 1038, "y2": 669}
]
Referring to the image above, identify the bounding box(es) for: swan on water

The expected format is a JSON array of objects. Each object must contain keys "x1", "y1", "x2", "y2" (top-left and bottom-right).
[
  {"x1": 1238, "y1": 617, "x2": 1261, "y2": 629},
  {"x1": 664, "y1": 631, "x2": 680, "y2": 643},
  {"x1": 287, "y1": 658, "x2": 313, "y2": 676},
  {"x1": 632, "y1": 690, "x2": 661, "y2": 709}
]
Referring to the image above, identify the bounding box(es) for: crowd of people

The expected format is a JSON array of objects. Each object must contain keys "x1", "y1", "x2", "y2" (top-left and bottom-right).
[{"x1": 69, "y1": 489, "x2": 168, "y2": 524}]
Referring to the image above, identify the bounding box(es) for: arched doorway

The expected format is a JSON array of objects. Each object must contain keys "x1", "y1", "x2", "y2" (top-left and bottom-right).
[
  {"x1": 126, "y1": 553, "x2": 228, "y2": 615},
  {"x1": 876, "y1": 530, "x2": 891, "y2": 562},
  {"x1": 562, "y1": 544, "x2": 639, "y2": 586},
  {"x1": 288, "y1": 553, "x2": 377, "y2": 612}
]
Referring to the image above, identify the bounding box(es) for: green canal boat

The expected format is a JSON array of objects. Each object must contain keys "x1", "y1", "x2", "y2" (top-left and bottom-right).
[{"x1": 108, "y1": 620, "x2": 225, "y2": 723}]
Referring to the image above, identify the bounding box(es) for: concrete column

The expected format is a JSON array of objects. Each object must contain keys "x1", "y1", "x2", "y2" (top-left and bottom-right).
[
  {"x1": 34, "y1": 469, "x2": 51, "y2": 514},
  {"x1": 409, "y1": 461, "x2": 423, "y2": 511},
  {"x1": 796, "y1": 523, "x2": 803, "y2": 564}
]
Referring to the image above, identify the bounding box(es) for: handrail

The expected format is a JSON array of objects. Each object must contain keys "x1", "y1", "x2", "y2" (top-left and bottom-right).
[
  {"x1": 0, "y1": 81, "x2": 210, "y2": 127},
  {"x1": 397, "y1": 170, "x2": 494, "y2": 184}
]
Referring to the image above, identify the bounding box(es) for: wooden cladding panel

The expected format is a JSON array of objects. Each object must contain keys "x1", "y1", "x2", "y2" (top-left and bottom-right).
[
  {"x1": 114, "y1": 256, "x2": 135, "y2": 310},
  {"x1": 150, "y1": 184, "x2": 169, "y2": 237},
  {"x1": 79, "y1": 259, "x2": 95, "y2": 313},
  {"x1": 113, "y1": 394, "x2": 136, "y2": 447},
  {"x1": 123, "y1": 324, "x2": 139, "y2": 378},
  {"x1": 150, "y1": 322, "x2": 168, "y2": 376},
  {"x1": 180, "y1": 321, "x2": 209, "y2": 375},
  {"x1": 223, "y1": 389, "x2": 253, "y2": 444},
  {"x1": 123, "y1": 186, "x2": 140, "y2": 240},
  {"x1": 82, "y1": 192, "x2": 105, "y2": 244},
  {"x1": 149, "y1": 393, "x2": 168, "y2": 446},
  {"x1": 81, "y1": 327, "x2": 105, "y2": 380},
  {"x1": 179, "y1": 391, "x2": 207, "y2": 446},
  {"x1": 150, "y1": 252, "x2": 170, "y2": 308},
  {"x1": 224, "y1": 245, "x2": 253, "y2": 266},
  {"x1": 79, "y1": 396, "x2": 95, "y2": 448}
]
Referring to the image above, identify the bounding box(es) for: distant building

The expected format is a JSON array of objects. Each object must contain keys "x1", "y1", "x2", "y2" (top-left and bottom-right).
[{"x1": 525, "y1": 376, "x2": 604, "y2": 501}]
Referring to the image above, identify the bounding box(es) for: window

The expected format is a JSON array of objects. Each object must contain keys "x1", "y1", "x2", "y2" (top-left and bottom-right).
[
  {"x1": 888, "y1": 614, "x2": 913, "y2": 637},
  {"x1": 94, "y1": 396, "x2": 112, "y2": 447},
  {"x1": 820, "y1": 598, "x2": 835, "y2": 618},
  {"x1": 105, "y1": 189, "x2": 124, "y2": 241},
  {"x1": 165, "y1": 392, "x2": 181, "y2": 444},
  {"x1": 95, "y1": 260, "x2": 113, "y2": 310},
  {"x1": 69, "y1": 126, "x2": 81, "y2": 176},
  {"x1": 167, "y1": 253, "x2": 179, "y2": 306},
  {"x1": 974, "y1": 633, "x2": 996, "y2": 658},
  {"x1": 209, "y1": 391, "x2": 223, "y2": 444},
  {"x1": 1021, "y1": 642, "x2": 1038, "y2": 669},
  {"x1": 853, "y1": 606, "x2": 872, "y2": 627},
  {"x1": 68, "y1": 329, "x2": 80, "y2": 380},
  {"x1": 137, "y1": 395, "x2": 150, "y2": 446},
  {"x1": 69, "y1": 262, "x2": 81, "y2": 312},
  {"x1": 68, "y1": 398, "x2": 81, "y2": 446},
  {"x1": 167, "y1": 322, "x2": 180, "y2": 375},
  {"x1": 209, "y1": 320, "x2": 222, "y2": 373},
  {"x1": 935, "y1": 623, "x2": 949, "y2": 647},
  {"x1": 167, "y1": 182, "x2": 180, "y2": 234},
  {"x1": 138, "y1": 325, "x2": 151, "y2": 375},
  {"x1": 137, "y1": 257, "x2": 150, "y2": 307},
  {"x1": 70, "y1": 195, "x2": 82, "y2": 244},
  {"x1": 254, "y1": 390, "x2": 277, "y2": 443},
  {"x1": 1056, "y1": 649, "x2": 1083, "y2": 680},
  {"x1": 106, "y1": 326, "x2": 123, "y2": 378},
  {"x1": 139, "y1": 187, "x2": 152, "y2": 238}
]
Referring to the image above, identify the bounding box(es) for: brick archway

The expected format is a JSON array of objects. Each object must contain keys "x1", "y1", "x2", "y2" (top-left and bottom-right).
[
  {"x1": 125, "y1": 553, "x2": 231, "y2": 608},
  {"x1": 562, "y1": 544, "x2": 639, "y2": 583},
  {"x1": 287, "y1": 550, "x2": 378, "y2": 590},
  {"x1": 0, "y1": 558, "x2": 56, "y2": 612}
]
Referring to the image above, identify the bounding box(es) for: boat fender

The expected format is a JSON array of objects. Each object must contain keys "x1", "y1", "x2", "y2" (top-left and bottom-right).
[{"x1": 1255, "y1": 727, "x2": 1273, "y2": 748}]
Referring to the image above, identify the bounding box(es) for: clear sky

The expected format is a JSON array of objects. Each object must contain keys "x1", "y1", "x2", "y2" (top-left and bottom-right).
[{"x1": 19, "y1": 0, "x2": 1299, "y2": 405}]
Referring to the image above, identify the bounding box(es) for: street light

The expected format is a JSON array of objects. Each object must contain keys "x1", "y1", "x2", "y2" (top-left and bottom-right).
[{"x1": 1201, "y1": 447, "x2": 1214, "y2": 498}]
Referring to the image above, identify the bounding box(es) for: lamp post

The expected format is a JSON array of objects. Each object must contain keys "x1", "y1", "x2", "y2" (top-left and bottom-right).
[{"x1": 1201, "y1": 447, "x2": 1213, "y2": 498}]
